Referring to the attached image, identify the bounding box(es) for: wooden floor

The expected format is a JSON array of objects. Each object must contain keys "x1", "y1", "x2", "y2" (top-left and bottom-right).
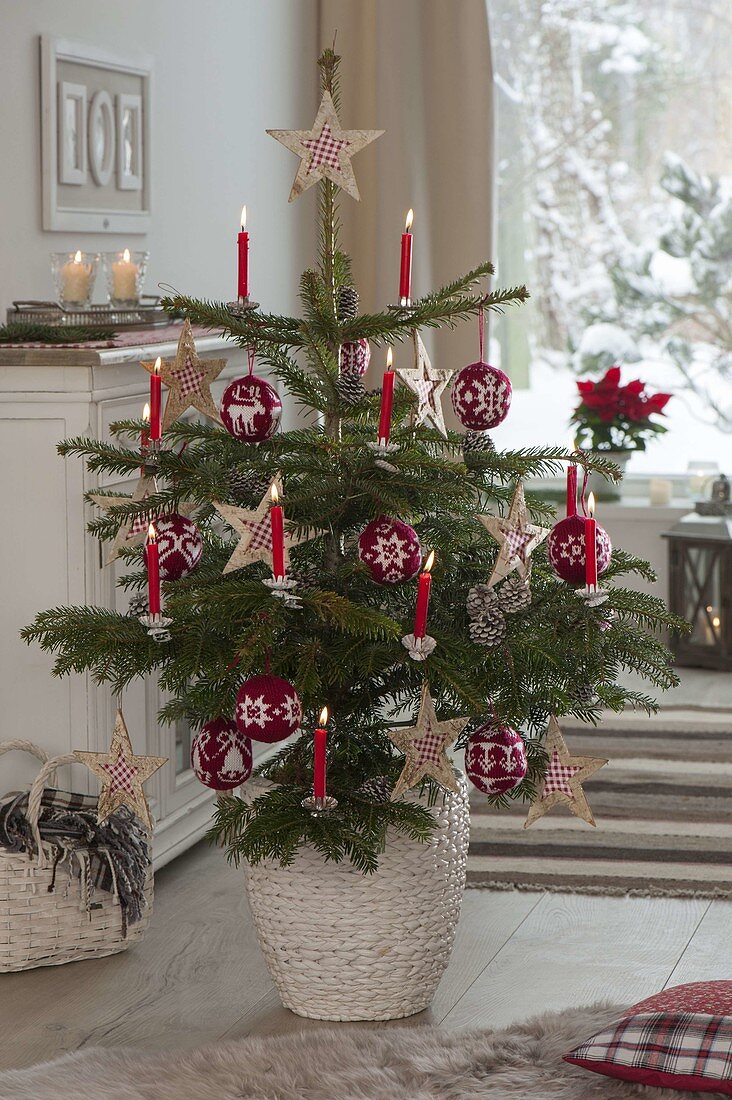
[{"x1": 2, "y1": 841, "x2": 731, "y2": 1072}]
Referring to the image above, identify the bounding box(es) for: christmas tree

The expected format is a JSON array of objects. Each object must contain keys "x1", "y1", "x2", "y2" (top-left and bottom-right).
[{"x1": 23, "y1": 50, "x2": 681, "y2": 873}]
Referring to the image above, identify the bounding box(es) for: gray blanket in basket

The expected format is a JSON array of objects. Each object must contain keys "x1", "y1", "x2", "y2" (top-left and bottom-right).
[{"x1": 0, "y1": 787, "x2": 150, "y2": 931}]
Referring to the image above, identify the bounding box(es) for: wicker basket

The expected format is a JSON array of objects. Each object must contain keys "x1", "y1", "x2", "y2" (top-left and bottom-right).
[
  {"x1": 243, "y1": 772, "x2": 470, "y2": 1021},
  {"x1": 0, "y1": 740, "x2": 152, "y2": 973}
]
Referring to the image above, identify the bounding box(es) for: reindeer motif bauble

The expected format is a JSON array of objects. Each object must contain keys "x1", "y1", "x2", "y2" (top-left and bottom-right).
[{"x1": 221, "y1": 375, "x2": 282, "y2": 442}]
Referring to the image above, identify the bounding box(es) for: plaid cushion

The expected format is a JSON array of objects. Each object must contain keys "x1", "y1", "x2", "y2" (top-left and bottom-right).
[{"x1": 565, "y1": 990, "x2": 732, "y2": 1092}]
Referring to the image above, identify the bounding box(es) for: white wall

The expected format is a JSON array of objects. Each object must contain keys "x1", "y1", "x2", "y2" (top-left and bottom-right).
[{"x1": 0, "y1": 0, "x2": 318, "y2": 323}]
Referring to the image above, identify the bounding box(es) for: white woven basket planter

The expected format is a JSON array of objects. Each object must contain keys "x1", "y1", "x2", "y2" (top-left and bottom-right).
[
  {"x1": 243, "y1": 772, "x2": 470, "y2": 1022},
  {"x1": 0, "y1": 741, "x2": 152, "y2": 973}
]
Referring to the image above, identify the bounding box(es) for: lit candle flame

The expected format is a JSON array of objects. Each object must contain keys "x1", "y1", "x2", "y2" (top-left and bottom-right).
[
  {"x1": 588, "y1": 491, "x2": 596, "y2": 517},
  {"x1": 74, "y1": 250, "x2": 82, "y2": 264},
  {"x1": 147, "y1": 522, "x2": 157, "y2": 542},
  {"x1": 424, "y1": 550, "x2": 435, "y2": 573},
  {"x1": 712, "y1": 616, "x2": 721, "y2": 629},
  {"x1": 318, "y1": 706, "x2": 329, "y2": 726},
  {"x1": 142, "y1": 402, "x2": 150, "y2": 422},
  {"x1": 153, "y1": 356, "x2": 161, "y2": 376},
  {"x1": 270, "y1": 483, "x2": 279, "y2": 504},
  {"x1": 240, "y1": 204, "x2": 247, "y2": 231},
  {"x1": 386, "y1": 346, "x2": 393, "y2": 370},
  {"x1": 123, "y1": 247, "x2": 131, "y2": 263},
  {"x1": 405, "y1": 208, "x2": 414, "y2": 232}
]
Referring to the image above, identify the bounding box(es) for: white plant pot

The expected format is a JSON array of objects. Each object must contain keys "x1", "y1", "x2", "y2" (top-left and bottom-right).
[
  {"x1": 586, "y1": 450, "x2": 631, "y2": 502},
  {"x1": 243, "y1": 773, "x2": 470, "y2": 1021}
]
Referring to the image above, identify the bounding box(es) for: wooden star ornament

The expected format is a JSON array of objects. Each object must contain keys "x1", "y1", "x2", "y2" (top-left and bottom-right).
[
  {"x1": 75, "y1": 709, "x2": 166, "y2": 831},
  {"x1": 524, "y1": 716, "x2": 608, "y2": 829},
  {"x1": 396, "y1": 331, "x2": 454, "y2": 437},
  {"x1": 141, "y1": 320, "x2": 227, "y2": 429},
  {"x1": 267, "y1": 90, "x2": 383, "y2": 202},
  {"x1": 389, "y1": 683, "x2": 469, "y2": 800},
  {"x1": 478, "y1": 482, "x2": 550, "y2": 587},
  {"x1": 213, "y1": 474, "x2": 318, "y2": 575},
  {"x1": 88, "y1": 475, "x2": 200, "y2": 566}
]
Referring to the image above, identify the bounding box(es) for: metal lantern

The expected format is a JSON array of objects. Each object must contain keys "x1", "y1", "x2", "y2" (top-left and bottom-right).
[{"x1": 663, "y1": 511, "x2": 732, "y2": 670}]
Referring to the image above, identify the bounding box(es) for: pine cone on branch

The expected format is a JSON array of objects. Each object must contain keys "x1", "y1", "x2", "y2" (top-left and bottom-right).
[
  {"x1": 337, "y1": 285, "x2": 360, "y2": 322},
  {"x1": 469, "y1": 608, "x2": 507, "y2": 647},
  {"x1": 498, "y1": 573, "x2": 532, "y2": 614},
  {"x1": 355, "y1": 776, "x2": 392, "y2": 804},
  {"x1": 336, "y1": 371, "x2": 366, "y2": 406},
  {"x1": 463, "y1": 430, "x2": 495, "y2": 464},
  {"x1": 227, "y1": 467, "x2": 270, "y2": 504},
  {"x1": 466, "y1": 583, "x2": 499, "y2": 619}
]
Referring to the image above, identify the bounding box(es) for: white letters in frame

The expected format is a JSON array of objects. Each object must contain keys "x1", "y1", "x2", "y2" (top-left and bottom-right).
[
  {"x1": 88, "y1": 90, "x2": 115, "y2": 187},
  {"x1": 58, "y1": 81, "x2": 87, "y2": 184}
]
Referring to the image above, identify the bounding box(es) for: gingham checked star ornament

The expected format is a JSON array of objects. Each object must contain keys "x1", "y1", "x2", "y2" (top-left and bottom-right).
[
  {"x1": 74, "y1": 709, "x2": 166, "y2": 831},
  {"x1": 388, "y1": 682, "x2": 469, "y2": 800},
  {"x1": 267, "y1": 90, "x2": 383, "y2": 202},
  {"x1": 524, "y1": 715, "x2": 608, "y2": 829},
  {"x1": 214, "y1": 474, "x2": 317, "y2": 575},
  {"x1": 396, "y1": 331, "x2": 454, "y2": 437},
  {"x1": 141, "y1": 319, "x2": 227, "y2": 429},
  {"x1": 88, "y1": 476, "x2": 201, "y2": 566},
  {"x1": 478, "y1": 482, "x2": 551, "y2": 587}
]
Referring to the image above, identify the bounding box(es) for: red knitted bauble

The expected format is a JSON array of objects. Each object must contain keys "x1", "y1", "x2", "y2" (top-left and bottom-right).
[
  {"x1": 464, "y1": 723, "x2": 528, "y2": 795},
  {"x1": 358, "y1": 516, "x2": 422, "y2": 585},
  {"x1": 220, "y1": 375, "x2": 282, "y2": 442},
  {"x1": 191, "y1": 717, "x2": 253, "y2": 790},
  {"x1": 451, "y1": 361, "x2": 512, "y2": 431},
  {"x1": 235, "y1": 674, "x2": 302, "y2": 743},
  {"x1": 340, "y1": 338, "x2": 371, "y2": 377},
  {"x1": 156, "y1": 514, "x2": 203, "y2": 580},
  {"x1": 547, "y1": 514, "x2": 612, "y2": 585}
]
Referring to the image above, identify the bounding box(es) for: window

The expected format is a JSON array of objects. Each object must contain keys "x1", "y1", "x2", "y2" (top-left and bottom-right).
[{"x1": 488, "y1": 0, "x2": 731, "y2": 475}]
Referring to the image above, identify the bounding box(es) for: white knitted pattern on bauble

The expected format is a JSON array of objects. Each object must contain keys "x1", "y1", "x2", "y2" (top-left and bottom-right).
[{"x1": 243, "y1": 772, "x2": 470, "y2": 1021}]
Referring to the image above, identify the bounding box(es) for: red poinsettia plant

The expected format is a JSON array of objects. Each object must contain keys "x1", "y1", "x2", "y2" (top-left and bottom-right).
[{"x1": 571, "y1": 366, "x2": 672, "y2": 452}]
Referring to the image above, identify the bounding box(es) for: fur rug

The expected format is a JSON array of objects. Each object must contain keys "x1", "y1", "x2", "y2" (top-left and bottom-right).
[{"x1": 0, "y1": 1002, "x2": 726, "y2": 1099}]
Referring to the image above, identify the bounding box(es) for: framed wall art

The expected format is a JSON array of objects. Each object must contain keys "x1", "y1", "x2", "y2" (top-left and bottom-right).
[{"x1": 40, "y1": 36, "x2": 152, "y2": 232}]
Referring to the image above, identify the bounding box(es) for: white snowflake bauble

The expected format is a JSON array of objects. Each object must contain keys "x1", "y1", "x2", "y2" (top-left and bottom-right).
[
  {"x1": 357, "y1": 516, "x2": 422, "y2": 585},
  {"x1": 235, "y1": 674, "x2": 302, "y2": 743},
  {"x1": 451, "y1": 360, "x2": 512, "y2": 431},
  {"x1": 191, "y1": 717, "x2": 253, "y2": 790},
  {"x1": 547, "y1": 515, "x2": 612, "y2": 585}
]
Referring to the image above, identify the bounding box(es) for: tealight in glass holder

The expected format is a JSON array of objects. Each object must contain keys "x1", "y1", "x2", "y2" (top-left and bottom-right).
[
  {"x1": 51, "y1": 250, "x2": 100, "y2": 310},
  {"x1": 102, "y1": 249, "x2": 149, "y2": 307}
]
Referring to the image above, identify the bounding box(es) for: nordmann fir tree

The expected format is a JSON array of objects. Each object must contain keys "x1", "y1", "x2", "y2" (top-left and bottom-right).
[{"x1": 23, "y1": 50, "x2": 682, "y2": 873}]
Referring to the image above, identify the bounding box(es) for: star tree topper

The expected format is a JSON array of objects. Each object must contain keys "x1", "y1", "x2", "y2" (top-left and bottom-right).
[
  {"x1": 524, "y1": 716, "x2": 608, "y2": 829},
  {"x1": 75, "y1": 709, "x2": 166, "y2": 831},
  {"x1": 396, "y1": 331, "x2": 454, "y2": 438},
  {"x1": 214, "y1": 474, "x2": 318, "y2": 575},
  {"x1": 88, "y1": 475, "x2": 200, "y2": 566},
  {"x1": 141, "y1": 319, "x2": 227, "y2": 429},
  {"x1": 267, "y1": 90, "x2": 383, "y2": 202},
  {"x1": 389, "y1": 683, "x2": 469, "y2": 800},
  {"x1": 478, "y1": 482, "x2": 551, "y2": 587}
]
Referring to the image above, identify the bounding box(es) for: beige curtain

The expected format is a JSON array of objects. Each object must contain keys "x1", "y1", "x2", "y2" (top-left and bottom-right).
[{"x1": 317, "y1": 0, "x2": 495, "y2": 423}]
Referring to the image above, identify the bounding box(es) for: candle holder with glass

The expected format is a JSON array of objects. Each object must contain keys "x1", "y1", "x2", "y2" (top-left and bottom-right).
[
  {"x1": 103, "y1": 249, "x2": 149, "y2": 307},
  {"x1": 51, "y1": 251, "x2": 100, "y2": 311}
]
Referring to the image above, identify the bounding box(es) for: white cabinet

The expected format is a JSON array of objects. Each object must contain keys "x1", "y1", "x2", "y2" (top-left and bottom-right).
[{"x1": 0, "y1": 333, "x2": 252, "y2": 866}]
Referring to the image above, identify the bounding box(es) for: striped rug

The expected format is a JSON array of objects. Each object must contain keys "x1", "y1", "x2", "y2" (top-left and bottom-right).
[{"x1": 466, "y1": 709, "x2": 732, "y2": 898}]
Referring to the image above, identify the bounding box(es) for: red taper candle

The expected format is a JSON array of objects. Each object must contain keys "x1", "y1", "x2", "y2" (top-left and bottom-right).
[
  {"x1": 566, "y1": 464, "x2": 578, "y2": 517},
  {"x1": 399, "y1": 208, "x2": 414, "y2": 304},
  {"x1": 146, "y1": 523, "x2": 161, "y2": 616},
  {"x1": 140, "y1": 402, "x2": 150, "y2": 474},
  {"x1": 585, "y1": 492, "x2": 598, "y2": 588},
  {"x1": 414, "y1": 550, "x2": 435, "y2": 639},
  {"x1": 377, "y1": 346, "x2": 395, "y2": 446},
  {"x1": 270, "y1": 483, "x2": 286, "y2": 580},
  {"x1": 313, "y1": 707, "x2": 328, "y2": 799},
  {"x1": 149, "y1": 357, "x2": 162, "y2": 441},
  {"x1": 237, "y1": 204, "x2": 249, "y2": 300}
]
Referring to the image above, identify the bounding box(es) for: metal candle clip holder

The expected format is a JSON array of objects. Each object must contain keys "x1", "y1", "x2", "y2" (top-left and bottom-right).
[
  {"x1": 263, "y1": 575, "x2": 302, "y2": 609},
  {"x1": 138, "y1": 611, "x2": 173, "y2": 642},
  {"x1": 577, "y1": 585, "x2": 609, "y2": 607},
  {"x1": 301, "y1": 793, "x2": 338, "y2": 816},
  {"x1": 227, "y1": 297, "x2": 259, "y2": 318},
  {"x1": 387, "y1": 300, "x2": 418, "y2": 316},
  {"x1": 366, "y1": 439, "x2": 399, "y2": 473},
  {"x1": 140, "y1": 438, "x2": 165, "y2": 469},
  {"x1": 401, "y1": 633, "x2": 437, "y2": 662}
]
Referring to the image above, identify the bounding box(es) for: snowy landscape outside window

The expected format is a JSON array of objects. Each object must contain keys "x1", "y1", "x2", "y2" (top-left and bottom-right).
[{"x1": 487, "y1": 0, "x2": 732, "y2": 477}]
